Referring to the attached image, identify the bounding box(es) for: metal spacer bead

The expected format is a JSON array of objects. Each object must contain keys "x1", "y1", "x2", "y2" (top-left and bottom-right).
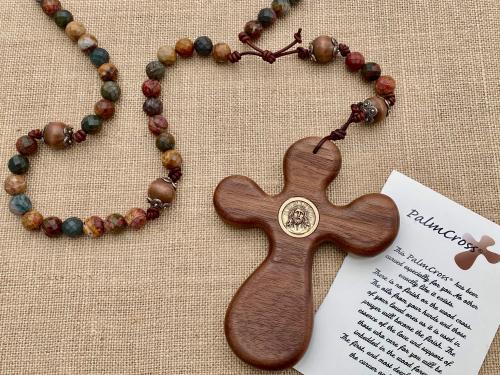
[
  {"x1": 360, "y1": 100, "x2": 378, "y2": 124},
  {"x1": 147, "y1": 197, "x2": 171, "y2": 210},
  {"x1": 331, "y1": 37, "x2": 340, "y2": 58},
  {"x1": 63, "y1": 126, "x2": 74, "y2": 147},
  {"x1": 383, "y1": 97, "x2": 393, "y2": 116},
  {"x1": 161, "y1": 176, "x2": 177, "y2": 190},
  {"x1": 307, "y1": 41, "x2": 316, "y2": 62}
]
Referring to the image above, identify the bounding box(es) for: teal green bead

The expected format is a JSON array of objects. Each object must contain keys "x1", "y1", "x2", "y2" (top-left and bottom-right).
[
  {"x1": 54, "y1": 10, "x2": 73, "y2": 28},
  {"x1": 155, "y1": 132, "x2": 175, "y2": 152},
  {"x1": 89, "y1": 48, "x2": 110, "y2": 68},
  {"x1": 101, "y1": 81, "x2": 121, "y2": 102},
  {"x1": 8, "y1": 154, "x2": 29, "y2": 175},
  {"x1": 62, "y1": 217, "x2": 84, "y2": 237},
  {"x1": 81, "y1": 115, "x2": 103, "y2": 134},
  {"x1": 9, "y1": 194, "x2": 32, "y2": 216}
]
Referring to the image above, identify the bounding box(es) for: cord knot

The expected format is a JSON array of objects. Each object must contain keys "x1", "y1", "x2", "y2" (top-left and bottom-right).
[{"x1": 261, "y1": 50, "x2": 277, "y2": 64}]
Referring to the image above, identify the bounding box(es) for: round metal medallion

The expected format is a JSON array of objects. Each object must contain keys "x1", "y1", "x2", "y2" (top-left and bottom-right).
[{"x1": 278, "y1": 197, "x2": 320, "y2": 238}]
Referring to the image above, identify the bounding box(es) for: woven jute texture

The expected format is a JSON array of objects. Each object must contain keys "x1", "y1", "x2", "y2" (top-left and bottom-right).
[{"x1": 0, "y1": 1, "x2": 499, "y2": 374}]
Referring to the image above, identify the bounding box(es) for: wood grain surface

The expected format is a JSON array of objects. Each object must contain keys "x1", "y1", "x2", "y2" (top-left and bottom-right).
[{"x1": 213, "y1": 137, "x2": 400, "y2": 370}]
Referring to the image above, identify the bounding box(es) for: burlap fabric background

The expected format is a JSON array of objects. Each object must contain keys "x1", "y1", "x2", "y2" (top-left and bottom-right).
[{"x1": 0, "y1": 1, "x2": 498, "y2": 374}]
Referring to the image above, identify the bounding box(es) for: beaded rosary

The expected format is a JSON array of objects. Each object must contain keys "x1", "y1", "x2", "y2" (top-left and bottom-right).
[
  {"x1": 8, "y1": 0, "x2": 401, "y2": 370},
  {"x1": 6, "y1": 0, "x2": 396, "y2": 241}
]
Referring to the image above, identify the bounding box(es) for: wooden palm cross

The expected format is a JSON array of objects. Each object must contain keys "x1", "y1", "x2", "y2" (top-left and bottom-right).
[{"x1": 213, "y1": 137, "x2": 399, "y2": 370}]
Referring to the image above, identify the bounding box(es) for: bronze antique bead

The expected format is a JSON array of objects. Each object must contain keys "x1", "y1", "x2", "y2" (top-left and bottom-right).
[
  {"x1": 213, "y1": 43, "x2": 231, "y2": 63},
  {"x1": 43, "y1": 122, "x2": 71, "y2": 149},
  {"x1": 148, "y1": 178, "x2": 176, "y2": 205},
  {"x1": 311, "y1": 36, "x2": 338, "y2": 64}
]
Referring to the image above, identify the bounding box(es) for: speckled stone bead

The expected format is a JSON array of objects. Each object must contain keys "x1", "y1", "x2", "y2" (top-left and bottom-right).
[
  {"x1": 345, "y1": 52, "x2": 365, "y2": 72},
  {"x1": 94, "y1": 99, "x2": 115, "y2": 120},
  {"x1": 143, "y1": 98, "x2": 163, "y2": 116},
  {"x1": 41, "y1": 0, "x2": 61, "y2": 16},
  {"x1": 125, "y1": 208, "x2": 147, "y2": 230},
  {"x1": 142, "y1": 79, "x2": 161, "y2": 98},
  {"x1": 104, "y1": 213, "x2": 127, "y2": 234},
  {"x1": 42, "y1": 216, "x2": 63, "y2": 237},
  {"x1": 97, "y1": 63, "x2": 118, "y2": 81},
  {"x1": 83, "y1": 216, "x2": 106, "y2": 238},
  {"x1": 81, "y1": 115, "x2": 103, "y2": 134},
  {"x1": 175, "y1": 38, "x2": 194, "y2": 58},
  {"x1": 271, "y1": 0, "x2": 291, "y2": 17},
  {"x1": 258, "y1": 8, "x2": 277, "y2": 27},
  {"x1": 62, "y1": 217, "x2": 84, "y2": 237},
  {"x1": 65, "y1": 21, "x2": 86, "y2": 42},
  {"x1": 155, "y1": 132, "x2": 175, "y2": 152},
  {"x1": 161, "y1": 150, "x2": 183, "y2": 169},
  {"x1": 9, "y1": 194, "x2": 32, "y2": 216},
  {"x1": 8, "y1": 155, "x2": 29, "y2": 175},
  {"x1": 43, "y1": 122, "x2": 68, "y2": 149},
  {"x1": 101, "y1": 81, "x2": 121, "y2": 102},
  {"x1": 157, "y1": 46, "x2": 177, "y2": 66},
  {"x1": 89, "y1": 47, "x2": 110, "y2": 68},
  {"x1": 212, "y1": 43, "x2": 231, "y2": 63},
  {"x1": 146, "y1": 61, "x2": 166, "y2": 80},
  {"x1": 148, "y1": 115, "x2": 169, "y2": 135},
  {"x1": 78, "y1": 34, "x2": 98, "y2": 53},
  {"x1": 194, "y1": 36, "x2": 214, "y2": 57},
  {"x1": 4, "y1": 174, "x2": 27, "y2": 195},
  {"x1": 22, "y1": 210, "x2": 44, "y2": 231},
  {"x1": 244, "y1": 21, "x2": 264, "y2": 40},
  {"x1": 375, "y1": 75, "x2": 396, "y2": 96},
  {"x1": 148, "y1": 178, "x2": 176, "y2": 204},
  {"x1": 311, "y1": 36, "x2": 337, "y2": 64},
  {"x1": 54, "y1": 9, "x2": 73, "y2": 28},
  {"x1": 361, "y1": 62, "x2": 382, "y2": 82},
  {"x1": 16, "y1": 135, "x2": 38, "y2": 156}
]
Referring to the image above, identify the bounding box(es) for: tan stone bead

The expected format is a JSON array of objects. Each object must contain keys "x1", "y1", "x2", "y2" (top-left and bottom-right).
[
  {"x1": 4, "y1": 174, "x2": 27, "y2": 195},
  {"x1": 22, "y1": 210, "x2": 44, "y2": 231},
  {"x1": 97, "y1": 63, "x2": 118, "y2": 81},
  {"x1": 311, "y1": 35, "x2": 337, "y2": 64},
  {"x1": 161, "y1": 150, "x2": 183, "y2": 169},
  {"x1": 212, "y1": 43, "x2": 231, "y2": 63},
  {"x1": 148, "y1": 178, "x2": 176, "y2": 204},
  {"x1": 65, "y1": 21, "x2": 86, "y2": 42},
  {"x1": 367, "y1": 96, "x2": 389, "y2": 124},
  {"x1": 157, "y1": 45, "x2": 177, "y2": 66},
  {"x1": 43, "y1": 122, "x2": 68, "y2": 149},
  {"x1": 175, "y1": 38, "x2": 194, "y2": 58}
]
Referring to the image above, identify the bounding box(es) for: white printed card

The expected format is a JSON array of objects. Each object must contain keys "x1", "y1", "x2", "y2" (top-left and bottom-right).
[{"x1": 295, "y1": 171, "x2": 500, "y2": 375}]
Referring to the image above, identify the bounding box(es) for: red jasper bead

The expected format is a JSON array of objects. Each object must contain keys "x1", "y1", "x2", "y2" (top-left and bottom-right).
[
  {"x1": 375, "y1": 75, "x2": 397, "y2": 96},
  {"x1": 94, "y1": 99, "x2": 115, "y2": 120},
  {"x1": 244, "y1": 20, "x2": 264, "y2": 40},
  {"x1": 148, "y1": 115, "x2": 169, "y2": 135},
  {"x1": 16, "y1": 135, "x2": 38, "y2": 156},
  {"x1": 42, "y1": 216, "x2": 63, "y2": 238},
  {"x1": 345, "y1": 52, "x2": 365, "y2": 72},
  {"x1": 142, "y1": 79, "x2": 162, "y2": 98}
]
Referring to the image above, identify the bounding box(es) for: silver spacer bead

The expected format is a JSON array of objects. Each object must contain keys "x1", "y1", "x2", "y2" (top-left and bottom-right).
[
  {"x1": 160, "y1": 176, "x2": 177, "y2": 190},
  {"x1": 383, "y1": 97, "x2": 393, "y2": 116},
  {"x1": 307, "y1": 41, "x2": 316, "y2": 62},
  {"x1": 63, "y1": 126, "x2": 74, "y2": 147},
  {"x1": 331, "y1": 37, "x2": 340, "y2": 58},
  {"x1": 360, "y1": 100, "x2": 379, "y2": 124},
  {"x1": 147, "y1": 197, "x2": 170, "y2": 210}
]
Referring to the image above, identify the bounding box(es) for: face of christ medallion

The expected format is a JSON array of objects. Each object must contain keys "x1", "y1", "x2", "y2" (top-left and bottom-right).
[{"x1": 279, "y1": 197, "x2": 319, "y2": 238}]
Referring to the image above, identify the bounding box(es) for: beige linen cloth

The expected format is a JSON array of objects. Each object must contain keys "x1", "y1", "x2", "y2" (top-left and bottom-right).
[{"x1": 0, "y1": 1, "x2": 499, "y2": 374}]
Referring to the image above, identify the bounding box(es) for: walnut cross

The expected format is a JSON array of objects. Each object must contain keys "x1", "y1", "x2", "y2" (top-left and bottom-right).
[{"x1": 213, "y1": 137, "x2": 400, "y2": 370}]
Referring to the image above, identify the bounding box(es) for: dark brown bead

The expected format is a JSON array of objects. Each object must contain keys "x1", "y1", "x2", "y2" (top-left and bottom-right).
[
  {"x1": 338, "y1": 43, "x2": 350, "y2": 57},
  {"x1": 94, "y1": 99, "x2": 115, "y2": 120},
  {"x1": 43, "y1": 122, "x2": 69, "y2": 149},
  {"x1": 345, "y1": 52, "x2": 365, "y2": 72},
  {"x1": 148, "y1": 178, "x2": 176, "y2": 204},
  {"x1": 73, "y1": 130, "x2": 87, "y2": 143},
  {"x1": 146, "y1": 207, "x2": 161, "y2": 220},
  {"x1": 142, "y1": 79, "x2": 162, "y2": 98},
  {"x1": 168, "y1": 167, "x2": 183, "y2": 183},
  {"x1": 148, "y1": 115, "x2": 169, "y2": 135},
  {"x1": 16, "y1": 135, "x2": 38, "y2": 156},
  {"x1": 375, "y1": 75, "x2": 396, "y2": 96},
  {"x1": 143, "y1": 98, "x2": 163, "y2": 116},
  {"x1": 244, "y1": 21, "x2": 264, "y2": 40},
  {"x1": 361, "y1": 62, "x2": 382, "y2": 82},
  {"x1": 28, "y1": 129, "x2": 43, "y2": 139},
  {"x1": 41, "y1": 216, "x2": 63, "y2": 238}
]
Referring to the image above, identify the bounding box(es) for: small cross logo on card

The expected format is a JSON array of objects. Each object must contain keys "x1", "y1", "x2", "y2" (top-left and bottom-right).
[{"x1": 454, "y1": 234, "x2": 500, "y2": 270}]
